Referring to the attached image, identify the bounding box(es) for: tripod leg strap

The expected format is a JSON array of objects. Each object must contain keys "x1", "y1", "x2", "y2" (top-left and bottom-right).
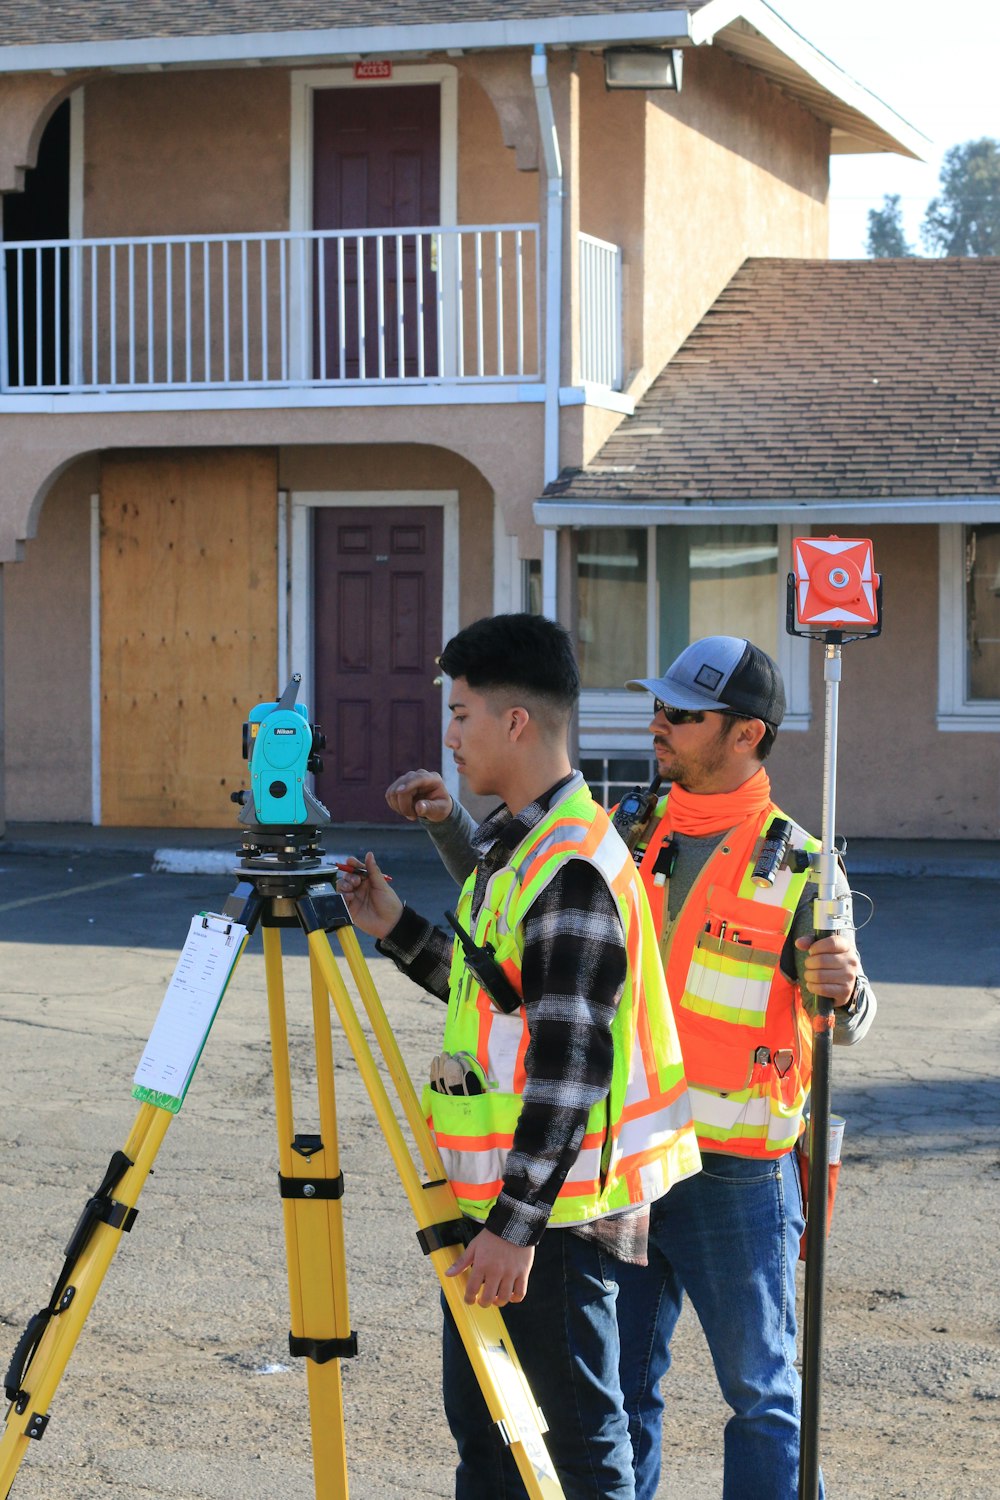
[
  {"x1": 3, "y1": 1150, "x2": 137, "y2": 1406},
  {"x1": 416, "y1": 1215, "x2": 477, "y2": 1257},
  {"x1": 4, "y1": 1310, "x2": 51, "y2": 1407}
]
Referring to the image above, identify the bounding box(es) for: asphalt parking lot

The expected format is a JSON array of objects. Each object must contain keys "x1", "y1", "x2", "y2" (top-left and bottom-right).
[{"x1": 1, "y1": 843, "x2": 998, "y2": 1498}]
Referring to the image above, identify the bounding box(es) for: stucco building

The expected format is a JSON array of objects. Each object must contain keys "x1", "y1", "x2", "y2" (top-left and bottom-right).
[{"x1": 0, "y1": 1, "x2": 932, "y2": 832}]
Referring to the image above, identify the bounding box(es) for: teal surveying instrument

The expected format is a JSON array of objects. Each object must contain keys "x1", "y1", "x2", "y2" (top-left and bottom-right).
[
  {"x1": 235, "y1": 672, "x2": 330, "y2": 836},
  {"x1": 0, "y1": 679, "x2": 565, "y2": 1498},
  {"x1": 786, "y1": 537, "x2": 882, "y2": 1500}
]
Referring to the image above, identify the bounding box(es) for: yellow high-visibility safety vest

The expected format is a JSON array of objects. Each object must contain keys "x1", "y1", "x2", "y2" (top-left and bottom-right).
[{"x1": 425, "y1": 784, "x2": 701, "y2": 1226}]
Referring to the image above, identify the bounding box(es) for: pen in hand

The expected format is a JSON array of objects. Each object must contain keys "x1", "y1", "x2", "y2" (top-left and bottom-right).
[{"x1": 334, "y1": 860, "x2": 393, "y2": 884}]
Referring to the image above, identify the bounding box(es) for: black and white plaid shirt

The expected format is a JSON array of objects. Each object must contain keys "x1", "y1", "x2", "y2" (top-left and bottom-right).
[{"x1": 378, "y1": 771, "x2": 647, "y2": 1259}]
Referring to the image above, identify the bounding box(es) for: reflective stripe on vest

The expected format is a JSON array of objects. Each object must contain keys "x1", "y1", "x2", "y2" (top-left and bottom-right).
[
  {"x1": 426, "y1": 783, "x2": 701, "y2": 1225},
  {"x1": 639, "y1": 797, "x2": 821, "y2": 1160}
]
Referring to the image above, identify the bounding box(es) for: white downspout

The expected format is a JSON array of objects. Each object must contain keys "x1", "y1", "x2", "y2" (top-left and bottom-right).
[{"x1": 531, "y1": 45, "x2": 563, "y2": 620}]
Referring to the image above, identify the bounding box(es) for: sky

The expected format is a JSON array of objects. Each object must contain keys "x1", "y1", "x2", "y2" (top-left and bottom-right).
[{"x1": 768, "y1": 0, "x2": 1000, "y2": 256}]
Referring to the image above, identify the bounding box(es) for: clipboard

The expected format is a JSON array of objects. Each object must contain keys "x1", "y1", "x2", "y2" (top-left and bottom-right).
[{"x1": 132, "y1": 912, "x2": 249, "y2": 1113}]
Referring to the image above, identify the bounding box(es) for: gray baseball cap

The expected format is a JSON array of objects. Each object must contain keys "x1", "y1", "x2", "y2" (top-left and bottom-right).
[{"x1": 627, "y1": 636, "x2": 786, "y2": 727}]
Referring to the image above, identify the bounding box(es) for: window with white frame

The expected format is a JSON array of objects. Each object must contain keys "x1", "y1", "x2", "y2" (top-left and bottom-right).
[
  {"x1": 575, "y1": 523, "x2": 809, "y2": 737},
  {"x1": 580, "y1": 751, "x2": 656, "y2": 811},
  {"x1": 938, "y1": 522, "x2": 1000, "y2": 728},
  {"x1": 577, "y1": 528, "x2": 648, "y2": 689}
]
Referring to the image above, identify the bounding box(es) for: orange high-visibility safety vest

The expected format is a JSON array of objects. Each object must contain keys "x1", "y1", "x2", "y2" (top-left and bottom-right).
[
  {"x1": 424, "y1": 783, "x2": 701, "y2": 1226},
  {"x1": 637, "y1": 796, "x2": 822, "y2": 1158}
]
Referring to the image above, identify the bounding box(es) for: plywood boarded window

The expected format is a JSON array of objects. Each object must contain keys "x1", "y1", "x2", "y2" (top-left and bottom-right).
[{"x1": 100, "y1": 449, "x2": 278, "y2": 826}]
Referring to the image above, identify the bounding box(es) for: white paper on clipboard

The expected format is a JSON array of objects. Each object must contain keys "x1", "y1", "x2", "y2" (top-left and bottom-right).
[{"x1": 132, "y1": 913, "x2": 248, "y2": 1112}]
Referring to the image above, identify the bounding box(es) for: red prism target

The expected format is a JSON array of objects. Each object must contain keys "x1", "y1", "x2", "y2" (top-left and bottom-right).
[{"x1": 791, "y1": 536, "x2": 880, "y2": 631}]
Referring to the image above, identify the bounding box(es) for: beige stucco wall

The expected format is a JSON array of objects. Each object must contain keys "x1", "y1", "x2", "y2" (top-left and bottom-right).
[
  {"x1": 82, "y1": 61, "x2": 539, "y2": 241},
  {"x1": 554, "y1": 46, "x2": 830, "y2": 473},
  {"x1": 83, "y1": 70, "x2": 291, "y2": 237},
  {"x1": 0, "y1": 402, "x2": 544, "y2": 564},
  {"x1": 575, "y1": 53, "x2": 644, "y2": 403},
  {"x1": 457, "y1": 67, "x2": 539, "y2": 224},
  {"x1": 3, "y1": 456, "x2": 96, "y2": 820},
  {"x1": 2, "y1": 423, "x2": 530, "y2": 821},
  {"x1": 278, "y1": 444, "x2": 496, "y2": 628},
  {"x1": 639, "y1": 44, "x2": 829, "y2": 387},
  {"x1": 769, "y1": 526, "x2": 1000, "y2": 840}
]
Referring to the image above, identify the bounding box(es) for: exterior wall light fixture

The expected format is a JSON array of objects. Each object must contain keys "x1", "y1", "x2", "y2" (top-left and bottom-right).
[{"x1": 603, "y1": 47, "x2": 684, "y2": 91}]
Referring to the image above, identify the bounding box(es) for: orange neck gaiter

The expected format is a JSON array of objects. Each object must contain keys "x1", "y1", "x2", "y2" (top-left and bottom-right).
[{"x1": 666, "y1": 765, "x2": 773, "y2": 837}]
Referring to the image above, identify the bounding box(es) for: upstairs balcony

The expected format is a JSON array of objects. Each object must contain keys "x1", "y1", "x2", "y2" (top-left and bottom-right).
[{"x1": 0, "y1": 223, "x2": 625, "y2": 413}]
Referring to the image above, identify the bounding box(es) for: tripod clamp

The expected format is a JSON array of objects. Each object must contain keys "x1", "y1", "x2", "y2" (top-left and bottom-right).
[{"x1": 416, "y1": 1200, "x2": 477, "y2": 1258}]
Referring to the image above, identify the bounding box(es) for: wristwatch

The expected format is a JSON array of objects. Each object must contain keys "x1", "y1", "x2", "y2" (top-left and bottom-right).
[{"x1": 842, "y1": 973, "x2": 866, "y2": 1018}]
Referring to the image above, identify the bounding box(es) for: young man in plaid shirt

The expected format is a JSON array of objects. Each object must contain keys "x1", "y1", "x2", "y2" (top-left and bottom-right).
[{"x1": 340, "y1": 613, "x2": 698, "y2": 1500}]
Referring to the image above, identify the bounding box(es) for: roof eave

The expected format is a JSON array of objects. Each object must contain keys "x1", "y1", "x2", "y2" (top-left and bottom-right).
[
  {"x1": 693, "y1": 0, "x2": 930, "y2": 160},
  {"x1": 0, "y1": 10, "x2": 693, "y2": 76},
  {"x1": 534, "y1": 497, "x2": 1000, "y2": 526}
]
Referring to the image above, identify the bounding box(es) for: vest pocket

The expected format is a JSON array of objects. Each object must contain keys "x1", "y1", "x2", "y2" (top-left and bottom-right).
[
  {"x1": 425, "y1": 1086, "x2": 518, "y2": 1212},
  {"x1": 679, "y1": 891, "x2": 787, "y2": 1031},
  {"x1": 680, "y1": 1013, "x2": 759, "y2": 1092}
]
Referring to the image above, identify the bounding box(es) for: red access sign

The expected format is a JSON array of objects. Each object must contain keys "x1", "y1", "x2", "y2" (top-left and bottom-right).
[{"x1": 354, "y1": 60, "x2": 393, "y2": 80}]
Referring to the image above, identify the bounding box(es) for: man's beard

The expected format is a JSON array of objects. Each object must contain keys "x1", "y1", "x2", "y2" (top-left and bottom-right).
[{"x1": 654, "y1": 723, "x2": 734, "y2": 792}]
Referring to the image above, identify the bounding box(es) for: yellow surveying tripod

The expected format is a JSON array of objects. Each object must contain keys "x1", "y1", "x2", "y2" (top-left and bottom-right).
[{"x1": 0, "y1": 832, "x2": 564, "y2": 1499}]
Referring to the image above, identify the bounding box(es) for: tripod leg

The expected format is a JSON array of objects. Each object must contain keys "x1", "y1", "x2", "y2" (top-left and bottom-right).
[
  {"x1": 262, "y1": 925, "x2": 353, "y2": 1500},
  {"x1": 335, "y1": 925, "x2": 446, "y2": 1180},
  {"x1": 0, "y1": 1103, "x2": 173, "y2": 1498},
  {"x1": 305, "y1": 927, "x2": 566, "y2": 1500}
]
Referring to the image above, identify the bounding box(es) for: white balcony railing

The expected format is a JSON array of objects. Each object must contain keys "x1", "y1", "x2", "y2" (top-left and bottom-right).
[
  {"x1": 579, "y1": 232, "x2": 623, "y2": 391},
  {"x1": 0, "y1": 224, "x2": 541, "y2": 394}
]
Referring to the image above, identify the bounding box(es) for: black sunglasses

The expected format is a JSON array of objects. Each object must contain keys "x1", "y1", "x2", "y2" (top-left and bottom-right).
[
  {"x1": 652, "y1": 699, "x2": 705, "y2": 725},
  {"x1": 653, "y1": 698, "x2": 746, "y2": 725}
]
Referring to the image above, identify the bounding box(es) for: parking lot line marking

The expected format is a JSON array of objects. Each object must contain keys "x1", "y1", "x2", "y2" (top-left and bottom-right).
[{"x1": 0, "y1": 872, "x2": 145, "y2": 913}]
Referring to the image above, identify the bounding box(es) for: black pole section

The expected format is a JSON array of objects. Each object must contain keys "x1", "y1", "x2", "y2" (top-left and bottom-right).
[
  {"x1": 798, "y1": 633, "x2": 844, "y2": 1500},
  {"x1": 798, "y1": 993, "x2": 835, "y2": 1500}
]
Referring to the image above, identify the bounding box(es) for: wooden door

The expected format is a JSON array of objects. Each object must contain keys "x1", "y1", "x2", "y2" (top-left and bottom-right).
[
  {"x1": 100, "y1": 450, "x2": 278, "y2": 827},
  {"x1": 312, "y1": 85, "x2": 440, "y2": 378},
  {"x1": 312, "y1": 506, "x2": 443, "y2": 822}
]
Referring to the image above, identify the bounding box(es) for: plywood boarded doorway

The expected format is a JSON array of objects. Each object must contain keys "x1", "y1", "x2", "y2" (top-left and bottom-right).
[{"x1": 99, "y1": 449, "x2": 278, "y2": 827}]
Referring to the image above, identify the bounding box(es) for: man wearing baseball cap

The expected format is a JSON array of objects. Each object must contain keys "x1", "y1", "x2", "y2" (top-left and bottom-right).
[{"x1": 615, "y1": 636, "x2": 876, "y2": 1500}]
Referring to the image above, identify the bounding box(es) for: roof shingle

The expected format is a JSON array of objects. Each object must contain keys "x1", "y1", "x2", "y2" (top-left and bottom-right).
[
  {"x1": 0, "y1": 1, "x2": 711, "y2": 48},
  {"x1": 548, "y1": 258, "x2": 1000, "y2": 504}
]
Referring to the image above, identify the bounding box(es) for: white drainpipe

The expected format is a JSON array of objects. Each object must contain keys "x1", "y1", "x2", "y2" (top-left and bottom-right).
[{"x1": 531, "y1": 44, "x2": 563, "y2": 620}]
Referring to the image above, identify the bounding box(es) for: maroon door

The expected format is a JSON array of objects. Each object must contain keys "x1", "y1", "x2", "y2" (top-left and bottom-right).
[
  {"x1": 312, "y1": 506, "x2": 444, "y2": 822},
  {"x1": 312, "y1": 85, "x2": 440, "y2": 379}
]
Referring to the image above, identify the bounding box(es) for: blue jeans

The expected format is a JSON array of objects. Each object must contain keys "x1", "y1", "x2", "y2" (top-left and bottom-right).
[
  {"x1": 441, "y1": 1228, "x2": 635, "y2": 1500},
  {"x1": 617, "y1": 1150, "x2": 817, "y2": 1500}
]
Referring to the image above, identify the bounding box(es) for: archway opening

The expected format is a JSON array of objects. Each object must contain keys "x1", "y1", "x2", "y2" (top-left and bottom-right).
[{"x1": 3, "y1": 99, "x2": 70, "y2": 388}]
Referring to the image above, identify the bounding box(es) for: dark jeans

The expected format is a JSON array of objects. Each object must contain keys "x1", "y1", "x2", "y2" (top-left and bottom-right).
[
  {"x1": 442, "y1": 1228, "x2": 635, "y2": 1499},
  {"x1": 617, "y1": 1151, "x2": 817, "y2": 1500}
]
